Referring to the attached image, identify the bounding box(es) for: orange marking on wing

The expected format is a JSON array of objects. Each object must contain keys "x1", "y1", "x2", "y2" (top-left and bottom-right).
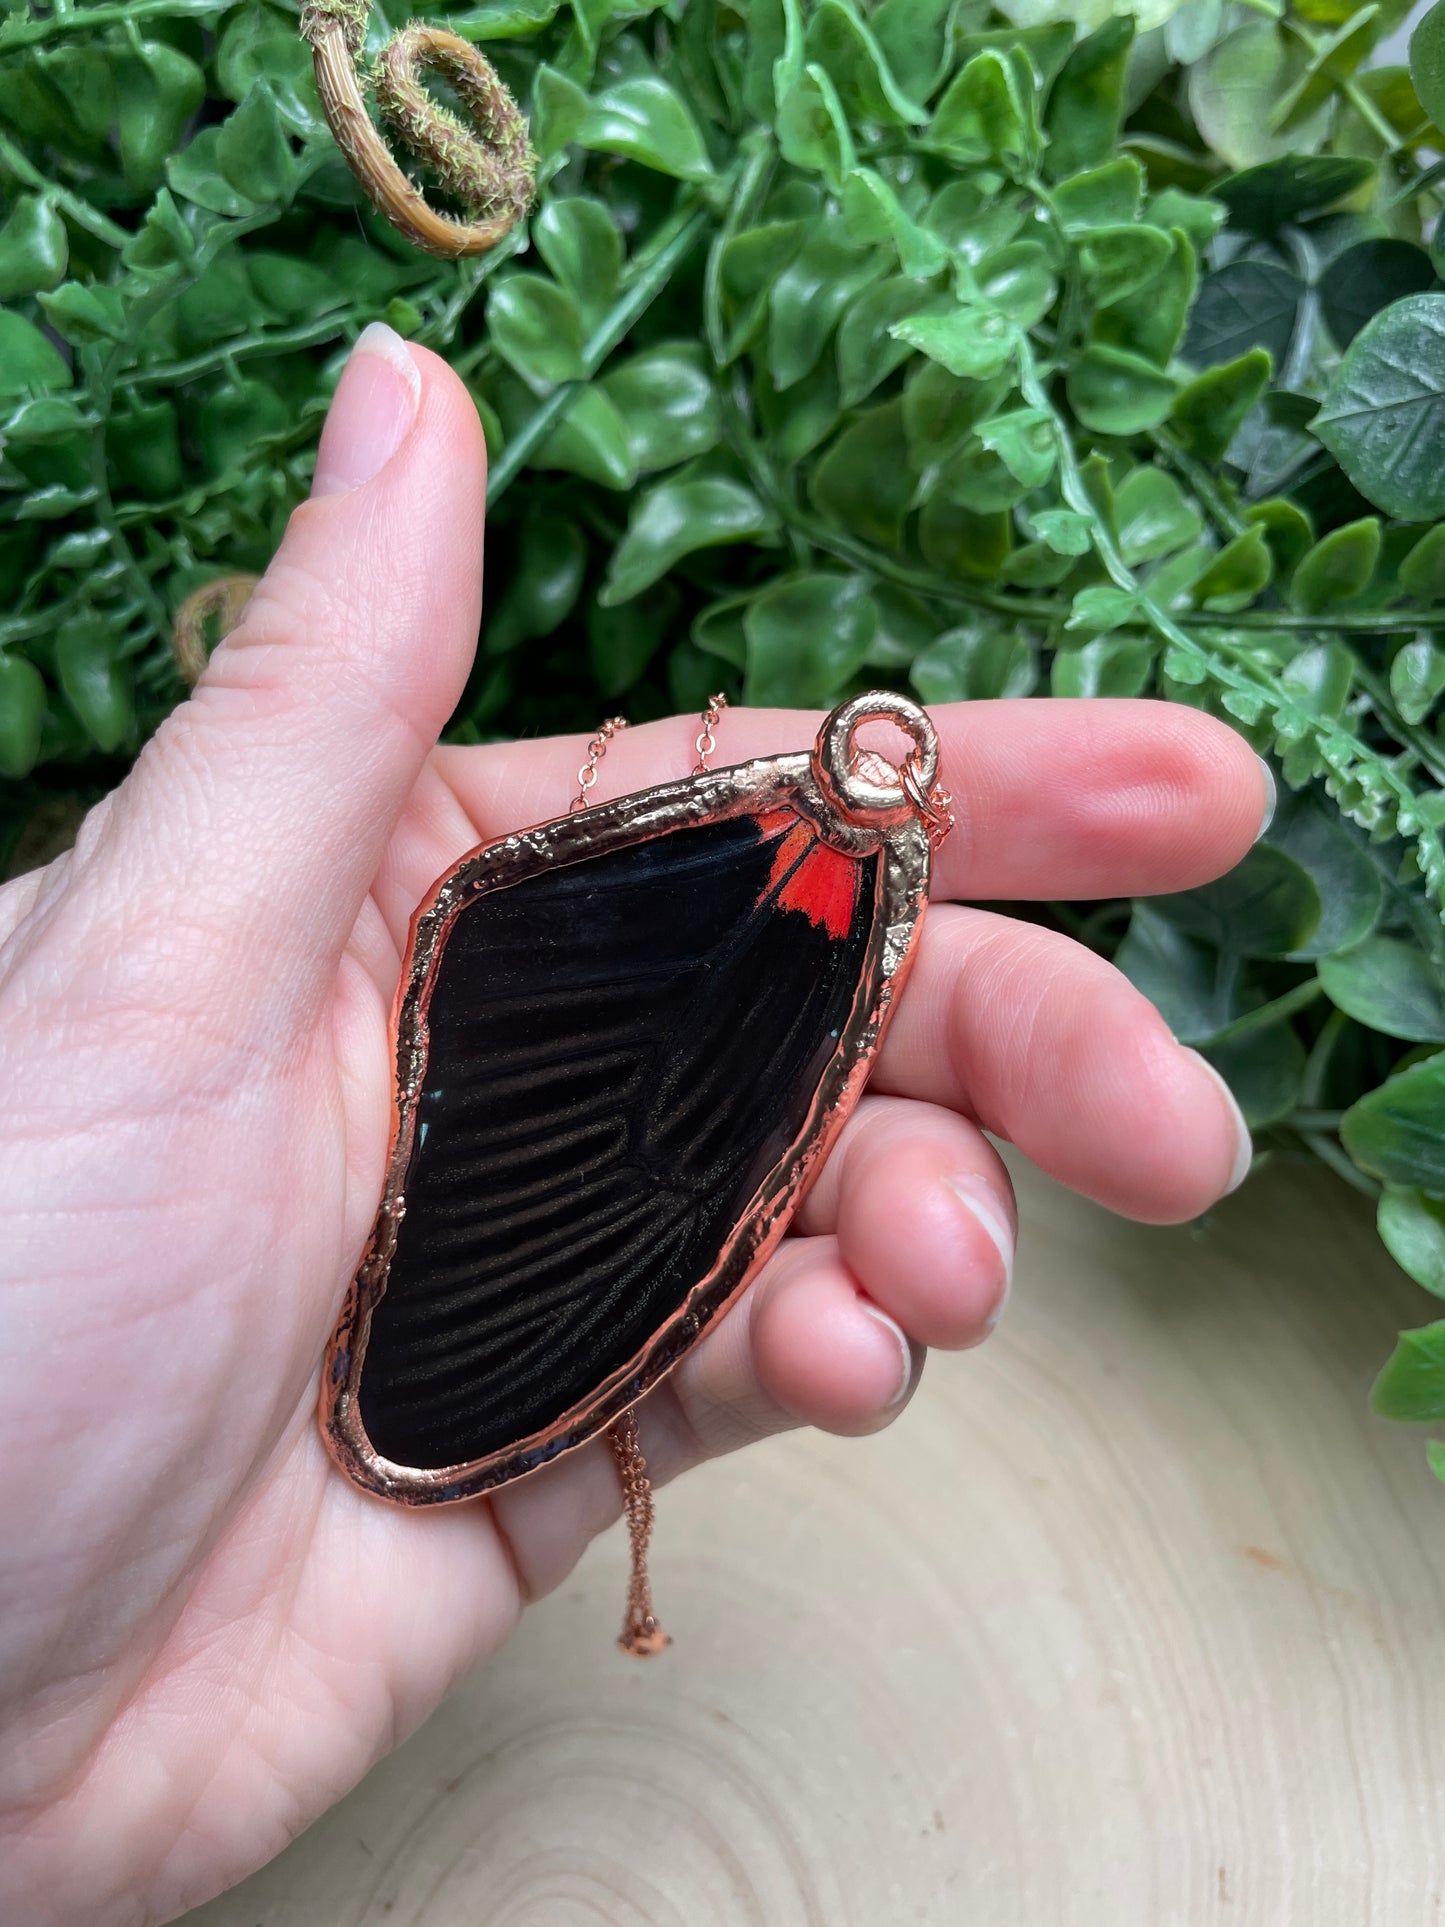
[{"x1": 762, "y1": 819, "x2": 859, "y2": 940}]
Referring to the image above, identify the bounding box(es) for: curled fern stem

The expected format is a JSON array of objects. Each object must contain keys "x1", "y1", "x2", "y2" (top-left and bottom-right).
[{"x1": 300, "y1": 1, "x2": 536, "y2": 259}]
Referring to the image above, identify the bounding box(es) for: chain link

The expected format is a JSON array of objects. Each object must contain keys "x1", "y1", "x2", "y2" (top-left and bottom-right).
[
  {"x1": 569, "y1": 717, "x2": 629, "y2": 812},
  {"x1": 693, "y1": 692, "x2": 727, "y2": 774}
]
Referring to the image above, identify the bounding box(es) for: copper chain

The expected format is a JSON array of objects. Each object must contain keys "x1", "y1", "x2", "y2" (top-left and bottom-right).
[{"x1": 570, "y1": 716, "x2": 630, "y2": 812}]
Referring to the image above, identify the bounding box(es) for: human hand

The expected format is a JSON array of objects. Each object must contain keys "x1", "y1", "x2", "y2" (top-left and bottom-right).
[{"x1": 0, "y1": 325, "x2": 1270, "y2": 1925}]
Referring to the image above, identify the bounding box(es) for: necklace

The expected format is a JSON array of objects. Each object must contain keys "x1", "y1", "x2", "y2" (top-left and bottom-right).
[{"x1": 319, "y1": 690, "x2": 952, "y2": 1652}]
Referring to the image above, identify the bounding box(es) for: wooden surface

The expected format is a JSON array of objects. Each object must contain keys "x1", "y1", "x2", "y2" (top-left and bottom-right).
[{"x1": 185, "y1": 1154, "x2": 1445, "y2": 1926}]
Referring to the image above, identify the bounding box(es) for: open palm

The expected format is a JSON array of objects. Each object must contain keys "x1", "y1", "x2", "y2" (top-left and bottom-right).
[{"x1": 0, "y1": 328, "x2": 1268, "y2": 1926}]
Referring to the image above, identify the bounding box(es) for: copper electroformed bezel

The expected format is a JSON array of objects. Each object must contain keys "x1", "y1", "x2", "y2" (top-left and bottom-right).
[{"x1": 319, "y1": 699, "x2": 938, "y2": 1505}]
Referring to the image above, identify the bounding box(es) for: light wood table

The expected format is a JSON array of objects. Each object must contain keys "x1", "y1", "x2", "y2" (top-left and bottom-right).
[{"x1": 184, "y1": 1154, "x2": 1445, "y2": 1926}]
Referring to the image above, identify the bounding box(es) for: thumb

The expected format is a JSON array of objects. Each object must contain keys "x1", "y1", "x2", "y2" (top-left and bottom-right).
[{"x1": 64, "y1": 322, "x2": 487, "y2": 1036}]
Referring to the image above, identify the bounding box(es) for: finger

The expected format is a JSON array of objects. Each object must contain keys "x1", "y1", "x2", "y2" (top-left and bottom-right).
[
  {"x1": 488, "y1": 1234, "x2": 920, "y2": 1603},
  {"x1": 875, "y1": 904, "x2": 1251, "y2": 1223},
  {"x1": 65, "y1": 323, "x2": 488, "y2": 1034},
  {"x1": 795, "y1": 1095, "x2": 1015, "y2": 1350},
  {"x1": 431, "y1": 697, "x2": 1271, "y2": 905}
]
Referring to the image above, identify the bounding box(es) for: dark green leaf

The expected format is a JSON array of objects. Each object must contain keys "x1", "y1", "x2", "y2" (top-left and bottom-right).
[
  {"x1": 1400, "y1": 524, "x2": 1445, "y2": 601},
  {"x1": 1267, "y1": 783, "x2": 1383, "y2": 959},
  {"x1": 600, "y1": 343, "x2": 721, "y2": 471},
  {"x1": 215, "y1": 81, "x2": 294, "y2": 206},
  {"x1": 1315, "y1": 294, "x2": 1445, "y2": 520},
  {"x1": 810, "y1": 399, "x2": 914, "y2": 546},
  {"x1": 1051, "y1": 636, "x2": 1153, "y2": 697},
  {"x1": 837, "y1": 278, "x2": 948, "y2": 406},
  {"x1": 1183, "y1": 260, "x2": 1302, "y2": 371},
  {"x1": 0, "y1": 193, "x2": 67, "y2": 300},
  {"x1": 1051, "y1": 157, "x2": 1143, "y2": 232},
  {"x1": 1378, "y1": 1185, "x2": 1445, "y2": 1297},
  {"x1": 1115, "y1": 900, "x2": 1240, "y2": 1042},
  {"x1": 1215, "y1": 154, "x2": 1376, "y2": 233},
  {"x1": 484, "y1": 512, "x2": 586, "y2": 654},
  {"x1": 489, "y1": 274, "x2": 586, "y2": 390},
  {"x1": 1192, "y1": 525, "x2": 1273, "y2": 605},
  {"x1": 1320, "y1": 937, "x2": 1445, "y2": 1041},
  {"x1": 1291, "y1": 516, "x2": 1380, "y2": 612},
  {"x1": 1155, "y1": 842, "x2": 1322, "y2": 956},
  {"x1": 1343, "y1": 1053, "x2": 1445, "y2": 1190},
  {"x1": 1410, "y1": 0, "x2": 1445, "y2": 132},
  {"x1": 928, "y1": 49, "x2": 1032, "y2": 169},
  {"x1": 1066, "y1": 345, "x2": 1176, "y2": 435},
  {"x1": 769, "y1": 225, "x2": 886, "y2": 389},
  {"x1": 1390, "y1": 637, "x2": 1445, "y2": 725},
  {"x1": 1281, "y1": 638, "x2": 1356, "y2": 718},
  {"x1": 1203, "y1": 1020, "x2": 1306, "y2": 1128},
  {"x1": 1079, "y1": 224, "x2": 1172, "y2": 309},
  {"x1": 0, "y1": 311, "x2": 71, "y2": 395},
  {"x1": 1372, "y1": 1319, "x2": 1445, "y2": 1421},
  {"x1": 1320, "y1": 240, "x2": 1436, "y2": 349},
  {"x1": 805, "y1": 0, "x2": 926, "y2": 127},
  {"x1": 1044, "y1": 18, "x2": 1132, "y2": 180},
  {"x1": 1115, "y1": 466, "x2": 1204, "y2": 564},
  {"x1": 532, "y1": 198, "x2": 623, "y2": 325},
  {"x1": 744, "y1": 571, "x2": 877, "y2": 704},
  {"x1": 912, "y1": 617, "x2": 1036, "y2": 701},
  {"x1": 1169, "y1": 349, "x2": 1272, "y2": 462},
  {"x1": 602, "y1": 475, "x2": 775, "y2": 605},
  {"x1": 55, "y1": 615, "x2": 132, "y2": 753},
  {"x1": 535, "y1": 386, "x2": 636, "y2": 489},
  {"x1": 588, "y1": 595, "x2": 669, "y2": 696},
  {"x1": 890, "y1": 305, "x2": 1017, "y2": 381},
  {"x1": 578, "y1": 76, "x2": 715, "y2": 180},
  {"x1": 0, "y1": 653, "x2": 45, "y2": 780}
]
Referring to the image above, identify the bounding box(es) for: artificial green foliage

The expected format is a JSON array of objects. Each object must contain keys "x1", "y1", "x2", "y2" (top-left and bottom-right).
[{"x1": 6, "y1": 0, "x2": 1445, "y2": 1454}]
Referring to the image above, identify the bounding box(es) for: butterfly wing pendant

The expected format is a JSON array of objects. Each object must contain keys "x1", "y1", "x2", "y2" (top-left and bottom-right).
[{"x1": 320, "y1": 692, "x2": 947, "y2": 1504}]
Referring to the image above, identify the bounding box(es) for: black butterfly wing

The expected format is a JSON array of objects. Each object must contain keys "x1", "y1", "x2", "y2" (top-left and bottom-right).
[{"x1": 354, "y1": 808, "x2": 878, "y2": 1476}]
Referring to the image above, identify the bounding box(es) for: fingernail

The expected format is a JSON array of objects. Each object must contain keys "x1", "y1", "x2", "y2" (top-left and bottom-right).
[
  {"x1": 1183, "y1": 1048, "x2": 1254, "y2": 1194},
  {"x1": 1253, "y1": 754, "x2": 1277, "y2": 843},
  {"x1": 312, "y1": 321, "x2": 421, "y2": 498},
  {"x1": 860, "y1": 1302, "x2": 914, "y2": 1409},
  {"x1": 947, "y1": 1173, "x2": 1015, "y2": 1328}
]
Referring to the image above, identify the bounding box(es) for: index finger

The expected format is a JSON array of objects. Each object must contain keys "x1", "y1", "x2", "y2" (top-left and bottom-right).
[{"x1": 432, "y1": 697, "x2": 1270, "y2": 903}]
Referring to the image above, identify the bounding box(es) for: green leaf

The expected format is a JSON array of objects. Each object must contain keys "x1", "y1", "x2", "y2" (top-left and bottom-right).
[
  {"x1": 0, "y1": 653, "x2": 45, "y2": 780},
  {"x1": 719, "y1": 218, "x2": 807, "y2": 362},
  {"x1": 1115, "y1": 467, "x2": 1204, "y2": 564},
  {"x1": 1191, "y1": 526, "x2": 1273, "y2": 606},
  {"x1": 1051, "y1": 636, "x2": 1153, "y2": 697},
  {"x1": 1066, "y1": 345, "x2": 1175, "y2": 436},
  {"x1": 532, "y1": 198, "x2": 623, "y2": 326},
  {"x1": 769, "y1": 224, "x2": 886, "y2": 389},
  {"x1": 911, "y1": 617, "x2": 1036, "y2": 702},
  {"x1": 0, "y1": 310, "x2": 71, "y2": 395},
  {"x1": 891, "y1": 306, "x2": 1017, "y2": 380},
  {"x1": 117, "y1": 40, "x2": 206, "y2": 192},
  {"x1": 1155, "y1": 842, "x2": 1322, "y2": 957},
  {"x1": 1410, "y1": 0, "x2": 1445, "y2": 132},
  {"x1": 744, "y1": 571, "x2": 877, "y2": 704},
  {"x1": 1400, "y1": 524, "x2": 1445, "y2": 601},
  {"x1": 167, "y1": 127, "x2": 258, "y2": 216},
  {"x1": 928, "y1": 49, "x2": 1032, "y2": 169},
  {"x1": 1378, "y1": 1185, "x2": 1445, "y2": 1297},
  {"x1": 534, "y1": 385, "x2": 636, "y2": 489},
  {"x1": 216, "y1": 0, "x2": 321, "y2": 136},
  {"x1": 1051, "y1": 158, "x2": 1143, "y2": 232},
  {"x1": 1267, "y1": 784, "x2": 1383, "y2": 959},
  {"x1": 1342, "y1": 1053, "x2": 1445, "y2": 1190},
  {"x1": 1281, "y1": 638, "x2": 1356, "y2": 718},
  {"x1": 810, "y1": 399, "x2": 914, "y2": 546},
  {"x1": 975, "y1": 242, "x2": 1056, "y2": 328},
  {"x1": 1291, "y1": 517, "x2": 1381, "y2": 612},
  {"x1": 1203, "y1": 1020, "x2": 1306, "y2": 1128},
  {"x1": 841, "y1": 168, "x2": 948, "y2": 278},
  {"x1": 1116, "y1": 900, "x2": 1239, "y2": 1043},
  {"x1": 837, "y1": 277, "x2": 948, "y2": 407},
  {"x1": 777, "y1": 62, "x2": 856, "y2": 188},
  {"x1": 805, "y1": 0, "x2": 926, "y2": 127},
  {"x1": 602, "y1": 476, "x2": 775, "y2": 605},
  {"x1": 1066, "y1": 584, "x2": 1140, "y2": 637},
  {"x1": 1245, "y1": 497, "x2": 1315, "y2": 578},
  {"x1": 870, "y1": 0, "x2": 955, "y2": 102},
  {"x1": 1390, "y1": 637, "x2": 1445, "y2": 725},
  {"x1": 489, "y1": 274, "x2": 586, "y2": 390},
  {"x1": 588, "y1": 594, "x2": 670, "y2": 696},
  {"x1": 1214, "y1": 154, "x2": 1376, "y2": 233},
  {"x1": 1030, "y1": 507, "x2": 1094, "y2": 555},
  {"x1": 1188, "y1": 24, "x2": 1329, "y2": 172},
  {"x1": 1183, "y1": 260, "x2": 1302, "y2": 371},
  {"x1": 215, "y1": 80, "x2": 294, "y2": 206},
  {"x1": 197, "y1": 377, "x2": 287, "y2": 474},
  {"x1": 484, "y1": 512, "x2": 586, "y2": 655},
  {"x1": 578, "y1": 76, "x2": 715, "y2": 180},
  {"x1": 1168, "y1": 350, "x2": 1272, "y2": 462},
  {"x1": 1044, "y1": 18, "x2": 1132, "y2": 180},
  {"x1": 600, "y1": 343, "x2": 721, "y2": 471},
  {"x1": 530, "y1": 63, "x2": 590, "y2": 157},
  {"x1": 1320, "y1": 937, "x2": 1445, "y2": 1042},
  {"x1": 0, "y1": 193, "x2": 67, "y2": 300},
  {"x1": 55, "y1": 614, "x2": 132, "y2": 753},
  {"x1": 39, "y1": 280, "x2": 126, "y2": 346},
  {"x1": 1320, "y1": 240, "x2": 1436, "y2": 350},
  {"x1": 1079, "y1": 224, "x2": 1173, "y2": 310},
  {"x1": 1092, "y1": 229, "x2": 1197, "y2": 368},
  {"x1": 1315, "y1": 294, "x2": 1445, "y2": 521},
  {"x1": 976, "y1": 406, "x2": 1055, "y2": 488},
  {"x1": 1372, "y1": 1319, "x2": 1445, "y2": 1421}
]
